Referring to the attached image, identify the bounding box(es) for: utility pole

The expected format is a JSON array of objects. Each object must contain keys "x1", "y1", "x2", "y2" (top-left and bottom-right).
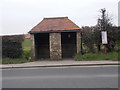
[
  {"x1": 101, "y1": 8, "x2": 108, "y2": 55},
  {"x1": 101, "y1": 8, "x2": 106, "y2": 31}
]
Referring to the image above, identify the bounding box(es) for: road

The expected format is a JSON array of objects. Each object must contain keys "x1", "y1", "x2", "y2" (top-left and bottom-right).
[{"x1": 2, "y1": 65, "x2": 118, "y2": 88}]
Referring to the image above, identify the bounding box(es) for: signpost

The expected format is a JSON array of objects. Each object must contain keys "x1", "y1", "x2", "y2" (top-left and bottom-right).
[
  {"x1": 101, "y1": 31, "x2": 108, "y2": 44},
  {"x1": 101, "y1": 31, "x2": 108, "y2": 55},
  {"x1": 101, "y1": 8, "x2": 108, "y2": 55}
]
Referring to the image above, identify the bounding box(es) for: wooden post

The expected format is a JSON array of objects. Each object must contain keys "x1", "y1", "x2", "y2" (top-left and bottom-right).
[{"x1": 104, "y1": 45, "x2": 107, "y2": 55}]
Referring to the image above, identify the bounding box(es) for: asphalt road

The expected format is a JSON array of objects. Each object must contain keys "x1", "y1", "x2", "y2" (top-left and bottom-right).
[{"x1": 2, "y1": 65, "x2": 118, "y2": 88}]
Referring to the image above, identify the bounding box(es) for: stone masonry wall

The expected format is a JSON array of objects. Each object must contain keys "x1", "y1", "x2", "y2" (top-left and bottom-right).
[
  {"x1": 50, "y1": 33, "x2": 62, "y2": 60},
  {"x1": 31, "y1": 34, "x2": 36, "y2": 60},
  {"x1": 76, "y1": 32, "x2": 81, "y2": 54}
]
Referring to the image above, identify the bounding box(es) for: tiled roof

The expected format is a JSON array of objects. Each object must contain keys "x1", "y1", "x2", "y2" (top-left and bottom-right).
[{"x1": 29, "y1": 17, "x2": 80, "y2": 33}]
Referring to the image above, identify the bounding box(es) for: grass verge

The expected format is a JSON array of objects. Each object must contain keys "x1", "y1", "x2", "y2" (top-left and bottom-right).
[
  {"x1": 2, "y1": 39, "x2": 32, "y2": 64},
  {"x1": 2, "y1": 57, "x2": 32, "y2": 64},
  {"x1": 75, "y1": 52, "x2": 119, "y2": 61}
]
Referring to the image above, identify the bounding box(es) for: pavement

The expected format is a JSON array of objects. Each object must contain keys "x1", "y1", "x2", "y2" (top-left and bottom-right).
[{"x1": 0, "y1": 59, "x2": 119, "y2": 69}]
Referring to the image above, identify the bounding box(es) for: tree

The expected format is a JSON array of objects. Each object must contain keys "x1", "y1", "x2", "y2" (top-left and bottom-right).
[
  {"x1": 96, "y1": 8, "x2": 116, "y2": 52},
  {"x1": 93, "y1": 22, "x2": 101, "y2": 52},
  {"x1": 81, "y1": 26, "x2": 95, "y2": 53},
  {"x1": 81, "y1": 8, "x2": 119, "y2": 53}
]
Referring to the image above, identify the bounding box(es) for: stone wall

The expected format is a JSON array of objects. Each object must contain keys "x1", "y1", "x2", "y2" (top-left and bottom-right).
[
  {"x1": 49, "y1": 33, "x2": 62, "y2": 60},
  {"x1": 31, "y1": 34, "x2": 36, "y2": 60},
  {"x1": 76, "y1": 32, "x2": 81, "y2": 53},
  {"x1": 31, "y1": 32, "x2": 81, "y2": 60}
]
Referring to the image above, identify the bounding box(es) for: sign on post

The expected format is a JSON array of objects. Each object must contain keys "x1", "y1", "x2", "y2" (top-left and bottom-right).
[
  {"x1": 101, "y1": 31, "x2": 108, "y2": 44},
  {"x1": 101, "y1": 31, "x2": 108, "y2": 55}
]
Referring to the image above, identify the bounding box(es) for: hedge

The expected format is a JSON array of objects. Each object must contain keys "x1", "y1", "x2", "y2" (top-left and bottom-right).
[{"x1": 2, "y1": 35, "x2": 24, "y2": 58}]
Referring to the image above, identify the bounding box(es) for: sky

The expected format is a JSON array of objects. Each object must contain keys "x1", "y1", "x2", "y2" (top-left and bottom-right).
[
  {"x1": 0, "y1": 0, "x2": 119, "y2": 35},
  {"x1": 118, "y1": 1, "x2": 120, "y2": 26}
]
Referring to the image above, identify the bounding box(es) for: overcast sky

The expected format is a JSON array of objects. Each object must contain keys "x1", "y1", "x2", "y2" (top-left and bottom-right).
[{"x1": 0, "y1": 0, "x2": 119, "y2": 35}]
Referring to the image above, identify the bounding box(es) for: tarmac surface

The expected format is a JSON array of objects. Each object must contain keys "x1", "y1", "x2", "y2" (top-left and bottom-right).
[
  {"x1": 0, "y1": 59, "x2": 119, "y2": 69},
  {"x1": 2, "y1": 65, "x2": 118, "y2": 88}
]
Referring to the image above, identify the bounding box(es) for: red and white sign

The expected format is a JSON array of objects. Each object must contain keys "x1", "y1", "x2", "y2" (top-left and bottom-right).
[{"x1": 101, "y1": 31, "x2": 108, "y2": 44}]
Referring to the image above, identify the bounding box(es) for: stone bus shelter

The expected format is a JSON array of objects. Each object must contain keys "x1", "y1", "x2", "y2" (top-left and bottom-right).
[{"x1": 29, "y1": 17, "x2": 81, "y2": 60}]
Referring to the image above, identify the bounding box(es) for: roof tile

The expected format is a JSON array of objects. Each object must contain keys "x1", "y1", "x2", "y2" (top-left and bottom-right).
[{"x1": 29, "y1": 17, "x2": 80, "y2": 33}]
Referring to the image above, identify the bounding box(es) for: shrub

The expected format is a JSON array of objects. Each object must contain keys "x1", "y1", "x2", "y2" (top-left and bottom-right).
[
  {"x1": 22, "y1": 50, "x2": 31, "y2": 60},
  {"x1": 2, "y1": 35, "x2": 24, "y2": 58}
]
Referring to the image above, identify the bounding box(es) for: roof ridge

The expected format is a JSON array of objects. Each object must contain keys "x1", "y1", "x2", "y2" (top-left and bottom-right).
[{"x1": 44, "y1": 17, "x2": 68, "y2": 19}]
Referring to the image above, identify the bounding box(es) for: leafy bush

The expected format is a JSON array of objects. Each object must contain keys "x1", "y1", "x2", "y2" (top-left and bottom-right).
[
  {"x1": 2, "y1": 35, "x2": 24, "y2": 58},
  {"x1": 22, "y1": 50, "x2": 31, "y2": 60}
]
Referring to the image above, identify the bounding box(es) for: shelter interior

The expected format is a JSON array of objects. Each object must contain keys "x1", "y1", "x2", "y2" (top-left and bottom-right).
[
  {"x1": 34, "y1": 32, "x2": 77, "y2": 59},
  {"x1": 61, "y1": 32, "x2": 77, "y2": 58},
  {"x1": 34, "y1": 33, "x2": 50, "y2": 59}
]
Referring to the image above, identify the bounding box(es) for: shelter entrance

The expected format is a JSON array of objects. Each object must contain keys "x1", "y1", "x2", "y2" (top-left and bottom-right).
[
  {"x1": 61, "y1": 32, "x2": 77, "y2": 58},
  {"x1": 34, "y1": 33, "x2": 50, "y2": 59}
]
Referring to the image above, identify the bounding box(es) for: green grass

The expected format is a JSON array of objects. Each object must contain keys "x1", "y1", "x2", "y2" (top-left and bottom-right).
[
  {"x1": 2, "y1": 50, "x2": 32, "y2": 64},
  {"x1": 2, "y1": 57, "x2": 32, "y2": 64},
  {"x1": 2, "y1": 39, "x2": 32, "y2": 64},
  {"x1": 22, "y1": 39, "x2": 31, "y2": 51},
  {"x1": 75, "y1": 52, "x2": 119, "y2": 61},
  {"x1": 0, "y1": 59, "x2": 2, "y2": 64}
]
